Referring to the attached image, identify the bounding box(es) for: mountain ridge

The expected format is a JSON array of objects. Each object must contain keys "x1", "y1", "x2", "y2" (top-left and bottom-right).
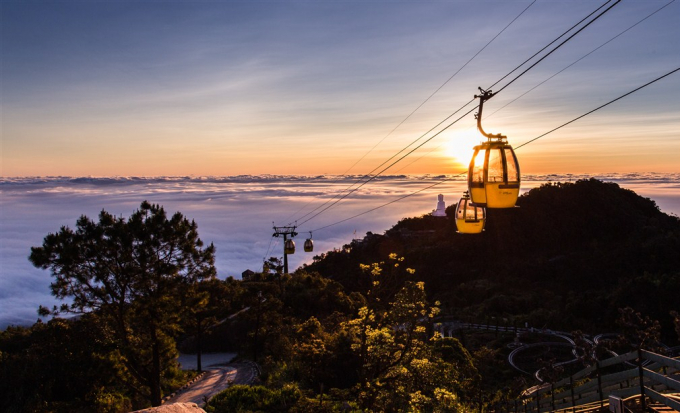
[{"x1": 303, "y1": 178, "x2": 680, "y2": 340}]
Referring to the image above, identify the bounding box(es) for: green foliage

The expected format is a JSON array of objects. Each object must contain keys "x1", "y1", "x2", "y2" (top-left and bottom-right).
[
  {"x1": 288, "y1": 392, "x2": 362, "y2": 413},
  {"x1": 10, "y1": 179, "x2": 677, "y2": 411},
  {"x1": 672, "y1": 311, "x2": 680, "y2": 341},
  {"x1": 0, "y1": 316, "x2": 131, "y2": 413},
  {"x1": 615, "y1": 306, "x2": 663, "y2": 351},
  {"x1": 306, "y1": 179, "x2": 680, "y2": 341},
  {"x1": 204, "y1": 384, "x2": 302, "y2": 413},
  {"x1": 229, "y1": 256, "x2": 474, "y2": 411},
  {"x1": 207, "y1": 260, "x2": 472, "y2": 411},
  {"x1": 180, "y1": 278, "x2": 242, "y2": 371},
  {"x1": 28, "y1": 201, "x2": 216, "y2": 407},
  {"x1": 337, "y1": 265, "x2": 468, "y2": 411},
  {"x1": 294, "y1": 179, "x2": 680, "y2": 407}
]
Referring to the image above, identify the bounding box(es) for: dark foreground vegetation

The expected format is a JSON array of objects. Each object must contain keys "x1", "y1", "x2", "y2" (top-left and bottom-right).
[{"x1": 1, "y1": 179, "x2": 679, "y2": 412}]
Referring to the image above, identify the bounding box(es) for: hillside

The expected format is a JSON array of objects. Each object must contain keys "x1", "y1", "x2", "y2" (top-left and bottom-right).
[
  {"x1": 4, "y1": 178, "x2": 679, "y2": 412},
  {"x1": 303, "y1": 178, "x2": 680, "y2": 341}
]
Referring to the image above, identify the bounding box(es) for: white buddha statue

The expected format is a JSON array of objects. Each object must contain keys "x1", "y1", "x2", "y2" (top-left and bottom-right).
[{"x1": 432, "y1": 194, "x2": 447, "y2": 217}]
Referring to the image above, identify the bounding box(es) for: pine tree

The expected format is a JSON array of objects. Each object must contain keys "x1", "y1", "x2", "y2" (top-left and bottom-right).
[{"x1": 30, "y1": 201, "x2": 216, "y2": 407}]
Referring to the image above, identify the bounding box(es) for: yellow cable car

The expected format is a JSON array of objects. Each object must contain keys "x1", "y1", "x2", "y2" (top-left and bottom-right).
[
  {"x1": 455, "y1": 192, "x2": 486, "y2": 234},
  {"x1": 467, "y1": 88, "x2": 520, "y2": 208},
  {"x1": 284, "y1": 239, "x2": 296, "y2": 255},
  {"x1": 304, "y1": 233, "x2": 314, "y2": 252}
]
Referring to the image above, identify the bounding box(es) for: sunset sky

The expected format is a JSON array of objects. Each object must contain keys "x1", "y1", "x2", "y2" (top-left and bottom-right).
[{"x1": 2, "y1": 0, "x2": 679, "y2": 177}]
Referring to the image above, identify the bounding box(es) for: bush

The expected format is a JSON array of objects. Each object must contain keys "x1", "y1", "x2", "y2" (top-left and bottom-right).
[{"x1": 204, "y1": 384, "x2": 301, "y2": 413}]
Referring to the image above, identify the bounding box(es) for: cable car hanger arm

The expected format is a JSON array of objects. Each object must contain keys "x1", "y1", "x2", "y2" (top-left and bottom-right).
[{"x1": 474, "y1": 87, "x2": 506, "y2": 141}]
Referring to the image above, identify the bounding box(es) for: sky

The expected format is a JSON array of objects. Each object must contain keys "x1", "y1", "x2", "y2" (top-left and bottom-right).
[
  {"x1": 1, "y1": 1, "x2": 680, "y2": 327},
  {"x1": 2, "y1": 0, "x2": 679, "y2": 177}
]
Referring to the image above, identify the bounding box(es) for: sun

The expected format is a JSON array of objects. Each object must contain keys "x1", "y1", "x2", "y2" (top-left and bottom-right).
[{"x1": 442, "y1": 134, "x2": 478, "y2": 167}]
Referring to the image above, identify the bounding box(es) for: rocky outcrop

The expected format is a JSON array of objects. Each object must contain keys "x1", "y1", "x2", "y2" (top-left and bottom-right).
[{"x1": 132, "y1": 402, "x2": 206, "y2": 413}]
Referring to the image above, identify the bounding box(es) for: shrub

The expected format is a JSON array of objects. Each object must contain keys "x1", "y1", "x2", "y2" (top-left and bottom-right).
[{"x1": 205, "y1": 384, "x2": 301, "y2": 413}]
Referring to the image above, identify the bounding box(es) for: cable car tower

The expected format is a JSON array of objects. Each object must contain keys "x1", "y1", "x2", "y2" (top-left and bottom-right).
[{"x1": 273, "y1": 225, "x2": 298, "y2": 274}]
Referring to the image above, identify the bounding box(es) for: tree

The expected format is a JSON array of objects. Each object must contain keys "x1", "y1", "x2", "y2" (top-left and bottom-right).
[
  {"x1": 344, "y1": 279, "x2": 469, "y2": 411},
  {"x1": 182, "y1": 278, "x2": 238, "y2": 372},
  {"x1": 672, "y1": 311, "x2": 680, "y2": 342},
  {"x1": 29, "y1": 201, "x2": 216, "y2": 407},
  {"x1": 0, "y1": 315, "x2": 132, "y2": 413},
  {"x1": 615, "y1": 307, "x2": 662, "y2": 352},
  {"x1": 262, "y1": 256, "x2": 284, "y2": 278}
]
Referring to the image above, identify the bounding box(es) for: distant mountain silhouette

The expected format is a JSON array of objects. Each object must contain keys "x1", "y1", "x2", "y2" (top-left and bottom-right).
[{"x1": 304, "y1": 179, "x2": 680, "y2": 341}]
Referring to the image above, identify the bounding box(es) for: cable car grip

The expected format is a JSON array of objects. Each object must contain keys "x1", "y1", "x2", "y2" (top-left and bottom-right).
[{"x1": 474, "y1": 87, "x2": 506, "y2": 142}]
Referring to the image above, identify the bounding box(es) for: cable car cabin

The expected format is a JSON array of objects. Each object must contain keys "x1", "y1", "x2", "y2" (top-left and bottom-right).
[
  {"x1": 455, "y1": 193, "x2": 486, "y2": 234},
  {"x1": 467, "y1": 87, "x2": 520, "y2": 208},
  {"x1": 284, "y1": 239, "x2": 296, "y2": 255},
  {"x1": 468, "y1": 138, "x2": 520, "y2": 208},
  {"x1": 304, "y1": 238, "x2": 314, "y2": 252}
]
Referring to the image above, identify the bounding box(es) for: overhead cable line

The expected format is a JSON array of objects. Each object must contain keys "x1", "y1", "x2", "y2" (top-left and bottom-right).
[
  {"x1": 262, "y1": 234, "x2": 276, "y2": 261},
  {"x1": 487, "y1": 0, "x2": 616, "y2": 91},
  {"x1": 493, "y1": 0, "x2": 621, "y2": 95},
  {"x1": 310, "y1": 177, "x2": 459, "y2": 232},
  {"x1": 515, "y1": 66, "x2": 680, "y2": 150},
  {"x1": 295, "y1": 0, "x2": 621, "y2": 227},
  {"x1": 293, "y1": 100, "x2": 476, "y2": 224},
  {"x1": 284, "y1": 1, "x2": 538, "y2": 225},
  {"x1": 290, "y1": 0, "x2": 621, "y2": 233},
  {"x1": 397, "y1": 0, "x2": 670, "y2": 176},
  {"x1": 393, "y1": 143, "x2": 444, "y2": 174},
  {"x1": 296, "y1": 104, "x2": 478, "y2": 227},
  {"x1": 439, "y1": 0, "x2": 673, "y2": 154},
  {"x1": 340, "y1": 0, "x2": 538, "y2": 175},
  {"x1": 487, "y1": 0, "x2": 675, "y2": 120},
  {"x1": 400, "y1": 0, "x2": 675, "y2": 175},
  {"x1": 306, "y1": 66, "x2": 680, "y2": 233}
]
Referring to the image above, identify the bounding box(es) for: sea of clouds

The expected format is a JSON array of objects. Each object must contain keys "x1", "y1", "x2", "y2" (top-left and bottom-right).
[{"x1": 1, "y1": 173, "x2": 679, "y2": 328}]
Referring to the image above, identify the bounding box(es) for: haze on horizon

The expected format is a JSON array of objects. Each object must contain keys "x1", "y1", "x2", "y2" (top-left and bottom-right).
[{"x1": 2, "y1": 0, "x2": 679, "y2": 178}]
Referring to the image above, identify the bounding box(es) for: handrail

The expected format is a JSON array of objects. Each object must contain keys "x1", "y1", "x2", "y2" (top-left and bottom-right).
[
  {"x1": 645, "y1": 387, "x2": 680, "y2": 411},
  {"x1": 553, "y1": 369, "x2": 639, "y2": 401},
  {"x1": 643, "y1": 368, "x2": 680, "y2": 392},
  {"x1": 509, "y1": 349, "x2": 680, "y2": 413},
  {"x1": 599, "y1": 351, "x2": 639, "y2": 368},
  {"x1": 642, "y1": 350, "x2": 680, "y2": 370},
  {"x1": 533, "y1": 351, "x2": 640, "y2": 392}
]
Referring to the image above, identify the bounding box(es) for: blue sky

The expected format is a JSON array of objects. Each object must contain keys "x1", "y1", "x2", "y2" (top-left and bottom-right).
[{"x1": 2, "y1": 0, "x2": 679, "y2": 176}]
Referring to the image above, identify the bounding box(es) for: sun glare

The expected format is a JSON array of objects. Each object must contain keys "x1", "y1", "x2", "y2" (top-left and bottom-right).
[{"x1": 442, "y1": 134, "x2": 478, "y2": 167}]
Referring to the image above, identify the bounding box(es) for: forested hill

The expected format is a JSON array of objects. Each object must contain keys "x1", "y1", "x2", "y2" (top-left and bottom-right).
[{"x1": 303, "y1": 178, "x2": 680, "y2": 341}]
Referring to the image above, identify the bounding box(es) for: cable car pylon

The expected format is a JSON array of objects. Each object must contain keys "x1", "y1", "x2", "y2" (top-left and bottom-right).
[{"x1": 273, "y1": 224, "x2": 298, "y2": 274}]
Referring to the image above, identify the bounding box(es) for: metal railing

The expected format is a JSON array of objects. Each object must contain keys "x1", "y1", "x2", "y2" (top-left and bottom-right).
[{"x1": 504, "y1": 349, "x2": 680, "y2": 412}]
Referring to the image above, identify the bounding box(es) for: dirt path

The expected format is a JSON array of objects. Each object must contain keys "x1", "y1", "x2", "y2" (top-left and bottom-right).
[{"x1": 164, "y1": 362, "x2": 259, "y2": 407}]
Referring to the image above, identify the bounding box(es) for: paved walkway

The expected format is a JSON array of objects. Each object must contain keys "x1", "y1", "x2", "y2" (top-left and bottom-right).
[{"x1": 164, "y1": 362, "x2": 259, "y2": 407}]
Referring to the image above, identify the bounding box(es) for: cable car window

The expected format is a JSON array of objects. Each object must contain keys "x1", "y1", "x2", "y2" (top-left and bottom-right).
[
  {"x1": 488, "y1": 148, "x2": 503, "y2": 183},
  {"x1": 456, "y1": 201, "x2": 465, "y2": 218},
  {"x1": 465, "y1": 205, "x2": 478, "y2": 220},
  {"x1": 470, "y1": 150, "x2": 484, "y2": 183},
  {"x1": 505, "y1": 148, "x2": 519, "y2": 182}
]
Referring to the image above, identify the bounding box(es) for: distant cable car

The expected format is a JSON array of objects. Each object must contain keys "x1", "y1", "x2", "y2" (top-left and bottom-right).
[
  {"x1": 468, "y1": 88, "x2": 520, "y2": 208},
  {"x1": 455, "y1": 192, "x2": 486, "y2": 234},
  {"x1": 284, "y1": 239, "x2": 296, "y2": 255},
  {"x1": 304, "y1": 232, "x2": 314, "y2": 252}
]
